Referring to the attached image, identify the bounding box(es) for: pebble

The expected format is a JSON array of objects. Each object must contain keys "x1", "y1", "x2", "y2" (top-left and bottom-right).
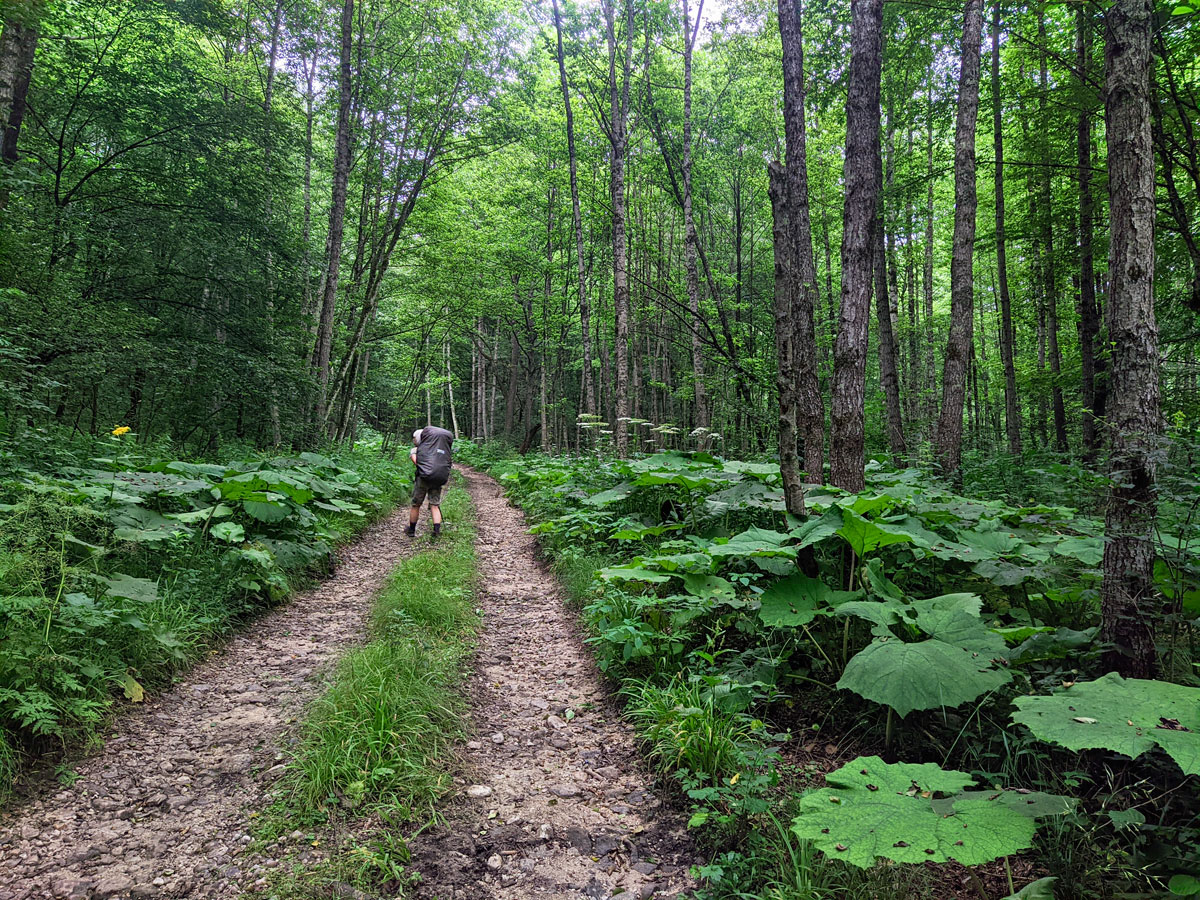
[
  {"x1": 466, "y1": 785, "x2": 493, "y2": 799},
  {"x1": 491, "y1": 732, "x2": 506, "y2": 744},
  {"x1": 486, "y1": 854, "x2": 503, "y2": 871},
  {"x1": 549, "y1": 783, "x2": 581, "y2": 798}
]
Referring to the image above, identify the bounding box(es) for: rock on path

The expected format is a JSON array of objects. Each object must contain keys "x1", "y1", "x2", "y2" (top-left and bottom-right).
[
  {"x1": 408, "y1": 468, "x2": 695, "y2": 900},
  {"x1": 0, "y1": 509, "x2": 414, "y2": 900}
]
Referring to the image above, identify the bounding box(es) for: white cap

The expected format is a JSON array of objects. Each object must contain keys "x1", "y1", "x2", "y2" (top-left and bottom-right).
[{"x1": 412, "y1": 428, "x2": 423, "y2": 444}]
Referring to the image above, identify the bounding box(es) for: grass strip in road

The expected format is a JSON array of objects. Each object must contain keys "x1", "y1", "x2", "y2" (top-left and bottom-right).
[{"x1": 258, "y1": 481, "x2": 478, "y2": 897}]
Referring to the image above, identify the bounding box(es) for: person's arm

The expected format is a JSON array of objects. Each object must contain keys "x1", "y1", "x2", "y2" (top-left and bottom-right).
[{"x1": 410, "y1": 447, "x2": 418, "y2": 466}]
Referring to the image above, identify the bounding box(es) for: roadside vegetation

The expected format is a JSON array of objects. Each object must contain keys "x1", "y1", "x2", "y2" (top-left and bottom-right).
[
  {"x1": 459, "y1": 440, "x2": 1200, "y2": 900},
  {"x1": 0, "y1": 426, "x2": 409, "y2": 795},
  {"x1": 257, "y1": 483, "x2": 477, "y2": 899}
]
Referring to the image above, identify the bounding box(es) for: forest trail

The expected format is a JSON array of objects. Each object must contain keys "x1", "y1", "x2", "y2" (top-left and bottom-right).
[
  {"x1": 407, "y1": 468, "x2": 695, "y2": 900},
  {"x1": 0, "y1": 510, "x2": 414, "y2": 900}
]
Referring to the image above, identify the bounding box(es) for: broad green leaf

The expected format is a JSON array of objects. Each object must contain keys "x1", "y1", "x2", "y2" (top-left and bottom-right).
[
  {"x1": 599, "y1": 564, "x2": 671, "y2": 584},
  {"x1": 1001, "y1": 877, "x2": 1058, "y2": 899},
  {"x1": 758, "y1": 574, "x2": 861, "y2": 628},
  {"x1": 242, "y1": 499, "x2": 290, "y2": 523},
  {"x1": 837, "y1": 639, "x2": 1012, "y2": 717},
  {"x1": 682, "y1": 574, "x2": 735, "y2": 601},
  {"x1": 1007, "y1": 626, "x2": 1098, "y2": 664},
  {"x1": 722, "y1": 460, "x2": 780, "y2": 478},
  {"x1": 1053, "y1": 536, "x2": 1104, "y2": 566},
  {"x1": 104, "y1": 574, "x2": 158, "y2": 604},
  {"x1": 211, "y1": 521, "x2": 245, "y2": 543},
  {"x1": 709, "y1": 526, "x2": 796, "y2": 559},
  {"x1": 1105, "y1": 808, "x2": 1145, "y2": 831},
  {"x1": 836, "y1": 511, "x2": 915, "y2": 557},
  {"x1": 168, "y1": 503, "x2": 234, "y2": 524},
  {"x1": 908, "y1": 594, "x2": 1006, "y2": 654},
  {"x1": 1170, "y1": 875, "x2": 1200, "y2": 896},
  {"x1": 790, "y1": 508, "x2": 844, "y2": 549},
  {"x1": 1011, "y1": 673, "x2": 1200, "y2": 776},
  {"x1": 791, "y1": 756, "x2": 1041, "y2": 868},
  {"x1": 111, "y1": 506, "x2": 190, "y2": 542},
  {"x1": 584, "y1": 482, "x2": 636, "y2": 507},
  {"x1": 835, "y1": 599, "x2": 905, "y2": 629}
]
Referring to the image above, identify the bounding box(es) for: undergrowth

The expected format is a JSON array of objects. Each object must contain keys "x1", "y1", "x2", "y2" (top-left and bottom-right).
[
  {"x1": 459, "y1": 438, "x2": 1200, "y2": 900},
  {"x1": 258, "y1": 483, "x2": 477, "y2": 899},
  {"x1": 0, "y1": 426, "x2": 409, "y2": 797}
]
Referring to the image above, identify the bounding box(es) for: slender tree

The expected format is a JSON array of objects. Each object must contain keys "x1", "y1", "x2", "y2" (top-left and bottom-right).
[
  {"x1": 992, "y1": 0, "x2": 1021, "y2": 455},
  {"x1": 830, "y1": 0, "x2": 883, "y2": 492},
  {"x1": 551, "y1": 0, "x2": 596, "y2": 417},
  {"x1": 1100, "y1": 0, "x2": 1160, "y2": 678},
  {"x1": 935, "y1": 0, "x2": 985, "y2": 479}
]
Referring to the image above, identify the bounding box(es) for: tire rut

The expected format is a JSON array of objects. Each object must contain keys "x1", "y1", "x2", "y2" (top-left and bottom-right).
[
  {"x1": 0, "y1": 508, "x2": 415, "y2": 900},
  {"x1": 407, "y1": 468, "x2": 695, "y2": 900}
]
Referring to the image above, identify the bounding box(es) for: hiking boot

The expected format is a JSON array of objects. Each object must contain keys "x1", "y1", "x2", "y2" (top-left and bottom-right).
[{"x1": 405, "y1": 524, "x2": 416, "y2": 537}]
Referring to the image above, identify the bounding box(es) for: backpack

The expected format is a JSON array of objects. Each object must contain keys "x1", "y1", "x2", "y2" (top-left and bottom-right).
[{"x1": 415, "y1": 426, "x2": 454, "y2": 486}]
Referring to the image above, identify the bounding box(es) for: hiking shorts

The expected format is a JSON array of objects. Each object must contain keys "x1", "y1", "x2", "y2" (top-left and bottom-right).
[{"x1": 411, "y1": 476, "x2": 444, "y2": 508}]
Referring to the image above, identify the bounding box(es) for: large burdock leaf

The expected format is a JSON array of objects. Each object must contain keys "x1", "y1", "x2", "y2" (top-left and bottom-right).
[
  {"x1": 1011, "y1": 673, "x2": 1200, "y2": 776},
  {"x1": 791, "y1": 756, "x2": 1047, "y2": 868},
  {"x1": 758, "y1": 574, "x2": 861, "y2": 627},
  {"x1": 837, "y1": 638, "x2": 1011, "y2": 717},
  {"x1": 708, "y1": 526, "x2": 796, "y2": 559},
  {"x1": 836, "y1": 510, "x2": 915, "y2": 556}
]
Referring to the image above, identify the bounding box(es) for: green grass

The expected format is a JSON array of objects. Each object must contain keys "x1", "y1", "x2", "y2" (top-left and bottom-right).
[{"x1": 260, "y1": 482, "x2": 478, "y2": 897}]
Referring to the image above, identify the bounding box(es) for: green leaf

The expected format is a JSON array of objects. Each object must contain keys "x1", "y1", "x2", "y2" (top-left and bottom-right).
[
  {"x1": 791, "y1": 756, "x2": 1041, "y2": 868},
  {"x1": 835, "y1": 599, "x2": 905, "y2": 629},
  {"x1": 599, "y1": 564, "x2": 672, "y2": 584},
  {"x1": 584, "y1": 482, "x2": 636, "y2": 507},
  {"x1": 1053, "y1": 536, "x2": 1104, "y2": 566},
  {"x1": 759, "y1": 574, "x2": 861, "y2": 628},
  {"x1": 709, "y1": 526, "x2": 796, "y2": 559},
  {"x1": 1169, "y1": 874, "x2": 1200, "y2": 896},
  {"x1": 837, "y1": 639, "x2": 1012, "y2": 717},
  {"x1": 121, "y1": 672, "x2": 145, "y2": 703},
  {"x1": 909, "y1": 594, "x2": 1007, "y2": 654},
  {"x1": 836, "y1": 510, "x2": 915, "y2": 557},
  {"x1": 1105, "y1": 808, "x2": 1145, "y2": 831},
  {"x1": 790, "y1": 508, "x2": 844, "y2": 549},
  {"x1": 242, "y1": 499, "x2": 290, "y2": 523},
  {"x1": 1011, "y1": 673, "x2": 1200, "y2": 776},
  {"x1": 682, "y1": 574, "x2": 736, "y2": 601},
  {"x1": 210, "y1": 521, "x2": 245, "y2": 543},
  {"x1": 1001, "y1": 877, "x2": 1058, "y2": 900},
  {"x1": 104, "y1": 574, "x2": 158, "y2": 604}
]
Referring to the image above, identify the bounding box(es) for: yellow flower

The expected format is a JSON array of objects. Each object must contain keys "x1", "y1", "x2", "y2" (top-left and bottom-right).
[
  {"x1": 730, "y1": 773, "x2": 741, "y2": 786},
  {"x1": 111, "y1": 426, "x2": 131, "y2": 436}
]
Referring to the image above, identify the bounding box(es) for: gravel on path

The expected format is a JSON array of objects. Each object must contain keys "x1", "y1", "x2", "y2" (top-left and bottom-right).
[
  {"x1": 407, "y1": 468, "x2": 696, "y2": 900},
  {"x1": 0, "y1": 508, "x2": 414, "y2": 900}
]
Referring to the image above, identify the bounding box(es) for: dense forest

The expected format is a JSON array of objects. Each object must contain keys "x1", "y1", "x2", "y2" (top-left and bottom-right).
[{"x1": 2, "y1": 0, "x2": 1200, "y2": 896}]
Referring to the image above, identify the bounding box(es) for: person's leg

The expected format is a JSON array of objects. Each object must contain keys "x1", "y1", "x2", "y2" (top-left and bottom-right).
[
  {"x1": 407, "y1": 479, "x2": 428, "y2": 536},
  {"x1": 428, "y1": 484, "x2": 443, "y2": 536}
]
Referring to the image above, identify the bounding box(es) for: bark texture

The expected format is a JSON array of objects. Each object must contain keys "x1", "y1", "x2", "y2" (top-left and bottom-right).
[
  {"x1": 312, "y1": 0, "x2": 355, "y2": 433},
  {"x1": 935, "y1": 0, "x2": 984, "y2": 479},
  {"x1": 551, "y1": 0, "x2": 596, "y2": 417},
  {"x1": 829, "y1": 0, "x2": 883, "y2": 492},
  {"x1": 1077, "y1": 8, "x2": 1104, "y2": 457},
  {"x1": 992, "y1": 1, "x2": 1021, "y2": 455},
  {"x1": 1100, "y1": 0, "x2": 1160, "y2": 678}
]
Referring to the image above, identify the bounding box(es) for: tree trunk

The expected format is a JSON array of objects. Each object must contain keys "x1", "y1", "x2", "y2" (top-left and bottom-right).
[
  {"x1": 1100, "y1": 0, "x2": 1160, "y2": 679},
  {"x1": 992, "y1": 0, "x2": 1021, "y2": 455},
  {"x1": 603, "y1": 0, "x2": 634, "y2": 457},
  {"x1": 777, "y1": 0, "x2": 825, "y2": 483},
  {"x1": 1038, "y1": 14, "x2": 1069, "y2": 454},
  {"x1": 0, "y1": 19, "x2": 36, "y2": 166},
  {"x1": 935, "y1": 0, "x2": 985, "y2": 480},
  {"x1": 551, "y1": 0, "x2": 596, "y2": 418},
  {"x1": 769, "y1": 165, "x2": 805, "y2": 514},
  {"x1": 682, "y1": 0, "x2": 708, "y2": 442},
  {"x1": 923, "y1": 75, "x2": 937, "y2": 435},
  {"x1": 1077, "y1": 8, "x2": 1103, "y2": 459},
  {"x1": 829, "y1": 0, "x2": 883, "y2": 492},
  {"x1": 873, "y1": 211, "x2": 906, "y2": 462},
  {"x1": 312, "y1": 0, "x2": 355, "y2": 435}
]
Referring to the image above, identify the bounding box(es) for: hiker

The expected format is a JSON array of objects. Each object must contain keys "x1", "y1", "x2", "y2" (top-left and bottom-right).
[{"x1": 407, "y1": 425, "x2": 454, "y2": 537}]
